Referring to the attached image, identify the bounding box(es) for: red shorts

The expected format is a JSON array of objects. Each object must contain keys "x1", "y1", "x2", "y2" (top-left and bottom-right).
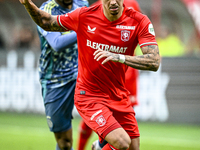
[{"x1": 75, "y1": 94, "x2": 140, "y2": 142}]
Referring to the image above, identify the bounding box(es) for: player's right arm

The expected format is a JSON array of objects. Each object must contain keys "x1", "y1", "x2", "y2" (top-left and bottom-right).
[{"x1": 19, "y1": 0, "x2": 65, "y2": 32}]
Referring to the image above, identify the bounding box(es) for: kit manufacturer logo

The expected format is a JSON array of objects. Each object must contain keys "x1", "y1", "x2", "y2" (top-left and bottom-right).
[{"x1": 87, "y1": 26, "x2": 96, "y2": 34}]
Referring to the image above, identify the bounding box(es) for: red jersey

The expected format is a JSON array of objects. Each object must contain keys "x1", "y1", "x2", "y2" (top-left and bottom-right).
[{"x1": 57, "y1": 4, "x2": 157, "y2": 104}]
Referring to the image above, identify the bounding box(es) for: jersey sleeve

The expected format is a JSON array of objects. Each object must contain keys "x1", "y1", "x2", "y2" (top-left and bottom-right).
[
  {"x1": 57, "y1": 7, "x2": 82, "y2": 32},
  {"x1": 137, "y1": 16, "x2": 158, "y2": 47}
]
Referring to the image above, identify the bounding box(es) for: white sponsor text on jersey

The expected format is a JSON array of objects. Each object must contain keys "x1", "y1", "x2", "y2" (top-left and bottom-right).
[
  {"x1": 116, "y1": 25, "x2": 135, "y2": 30},
  {"x1": 87, "y1": 39, "x2": 128, "y2": 53}
]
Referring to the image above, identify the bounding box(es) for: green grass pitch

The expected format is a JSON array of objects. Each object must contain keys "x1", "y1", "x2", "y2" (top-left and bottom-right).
[{"x1": 0, "y1": 112, "x2": 200, "y2": 150}]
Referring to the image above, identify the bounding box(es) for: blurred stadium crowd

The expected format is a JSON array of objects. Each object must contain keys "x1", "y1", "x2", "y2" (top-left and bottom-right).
[{"x1": 0, "y1": 0, "x2": 199, "y2": 57}]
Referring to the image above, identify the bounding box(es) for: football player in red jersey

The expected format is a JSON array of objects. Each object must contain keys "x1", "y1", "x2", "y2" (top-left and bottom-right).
[
  {"x1": 77, "y1": 1, "x2": 140, "y2": 149},
  {"x1": 19, "y1": 0, "x2": 160, "y2": 150}
]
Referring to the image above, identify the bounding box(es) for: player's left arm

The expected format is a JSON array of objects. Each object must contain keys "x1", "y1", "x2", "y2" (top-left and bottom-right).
[
  {"x1": 125, "y1": 44, "x2": 160, "y2": 71},
  {"x1": 93, "y1": 44, "x2": 160, "y2": 72}
]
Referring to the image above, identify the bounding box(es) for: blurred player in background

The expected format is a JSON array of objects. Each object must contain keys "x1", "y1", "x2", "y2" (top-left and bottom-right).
[
  {"x1": 77, "y1": 0, "x2": 141, "y2": 149},
  {"x1": 36, "y1": 0, "x2": 88, "y2": 150}
]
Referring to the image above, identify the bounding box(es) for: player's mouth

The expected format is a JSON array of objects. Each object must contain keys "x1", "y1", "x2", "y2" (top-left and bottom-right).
[{"x1": 109, "y1": 6, "x2": 118, "y2": 12}]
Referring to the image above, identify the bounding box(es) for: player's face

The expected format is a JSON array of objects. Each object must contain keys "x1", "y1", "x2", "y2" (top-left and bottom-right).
[
  {"x1": 102, "y1": 0, "x2": 124, "y2": 19},
  {"x1": 62, "y1": 0, "x2": 73, "y2": 5},
  {"x1": 55, "y1": 0, "x2": 73, "y2": 8}
]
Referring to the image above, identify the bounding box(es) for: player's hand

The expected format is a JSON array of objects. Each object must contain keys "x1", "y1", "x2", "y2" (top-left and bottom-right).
[
  {"x1": 93, "y1": 49, "x2": 119, "y2": 64},
  {"x1": 19, "y1": 0, "x2": 31, "y2": 5}
]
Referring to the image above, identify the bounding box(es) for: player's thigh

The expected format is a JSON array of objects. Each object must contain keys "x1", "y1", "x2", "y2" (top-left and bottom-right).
[
  {"x1": 43, "y1": 80, "x2": 76, "y2": 133},
  {"x1": 113, "y1": 110, "x2": 140, "y2": 139},
  {"x1": 104, "y1": 127, "x2": 131, "y2": 149},
  {"x1": 75, "y1": 102, "x2": 121, "y2": 139}
]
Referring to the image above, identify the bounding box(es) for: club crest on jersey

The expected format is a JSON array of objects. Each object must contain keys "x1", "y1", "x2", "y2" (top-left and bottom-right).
[
  {"x1": 96, "y1": 115, "x2": 106, "y2": 126},
  {"x1": 121, "y1": 30, "x2": 130, "y2": 42}
]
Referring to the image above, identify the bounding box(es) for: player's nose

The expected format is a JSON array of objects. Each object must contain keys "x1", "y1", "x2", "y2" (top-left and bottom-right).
[{"x1": 110, "y1": 0, "x2": 117, "y2": 5}]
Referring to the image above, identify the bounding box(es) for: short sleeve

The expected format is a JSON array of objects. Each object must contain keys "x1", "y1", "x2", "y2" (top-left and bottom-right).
[
  {"x1": 137, "y1": 16, "x2": 157, "y2": 47},
  {"x1": 57, "y1": 7, "x2": 82, "y2": 32}
]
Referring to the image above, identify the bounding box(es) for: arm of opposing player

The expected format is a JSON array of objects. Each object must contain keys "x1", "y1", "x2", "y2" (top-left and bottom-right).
[
  {"x1": 19, "y1": 0, "x2": 65, "y2": 32},
  {"x1": 44, "y1": 30, "x2": 77, "y2": 51},
  {"x1": 124, "y1": 45, "x2": 160, "y2": 71}
]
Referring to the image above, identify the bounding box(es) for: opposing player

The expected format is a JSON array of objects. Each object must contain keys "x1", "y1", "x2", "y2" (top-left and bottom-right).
[
  {"x1": 19, "y1": 0, "x2": 160, "y2": 150},
  {"x1": 77, "y1": 0, "x2": 141, "y2": 149},
  {"x1": 36, "y1": 0, "x2": 88, "y2": 150}
]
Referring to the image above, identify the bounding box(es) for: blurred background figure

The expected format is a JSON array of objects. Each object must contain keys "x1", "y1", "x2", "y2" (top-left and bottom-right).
[
  {"x1": 182, "y1": 0, "x2": 200, "y2": 57},
  {"x1": 185, "y1": 29, "x2": 200, "y2": 57},
  {"x1": 14, "y1": 25, "x2": 35, "y2": 50},
  {"x1": 156, "y1": 25, "x2": 185, "y2": 57},
  {"x1": 0, "y1": 30, "x2": 5, "y2": 50},
  {"x1": 125, "y1": 67, "x2": 139, "y2": 107}
]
